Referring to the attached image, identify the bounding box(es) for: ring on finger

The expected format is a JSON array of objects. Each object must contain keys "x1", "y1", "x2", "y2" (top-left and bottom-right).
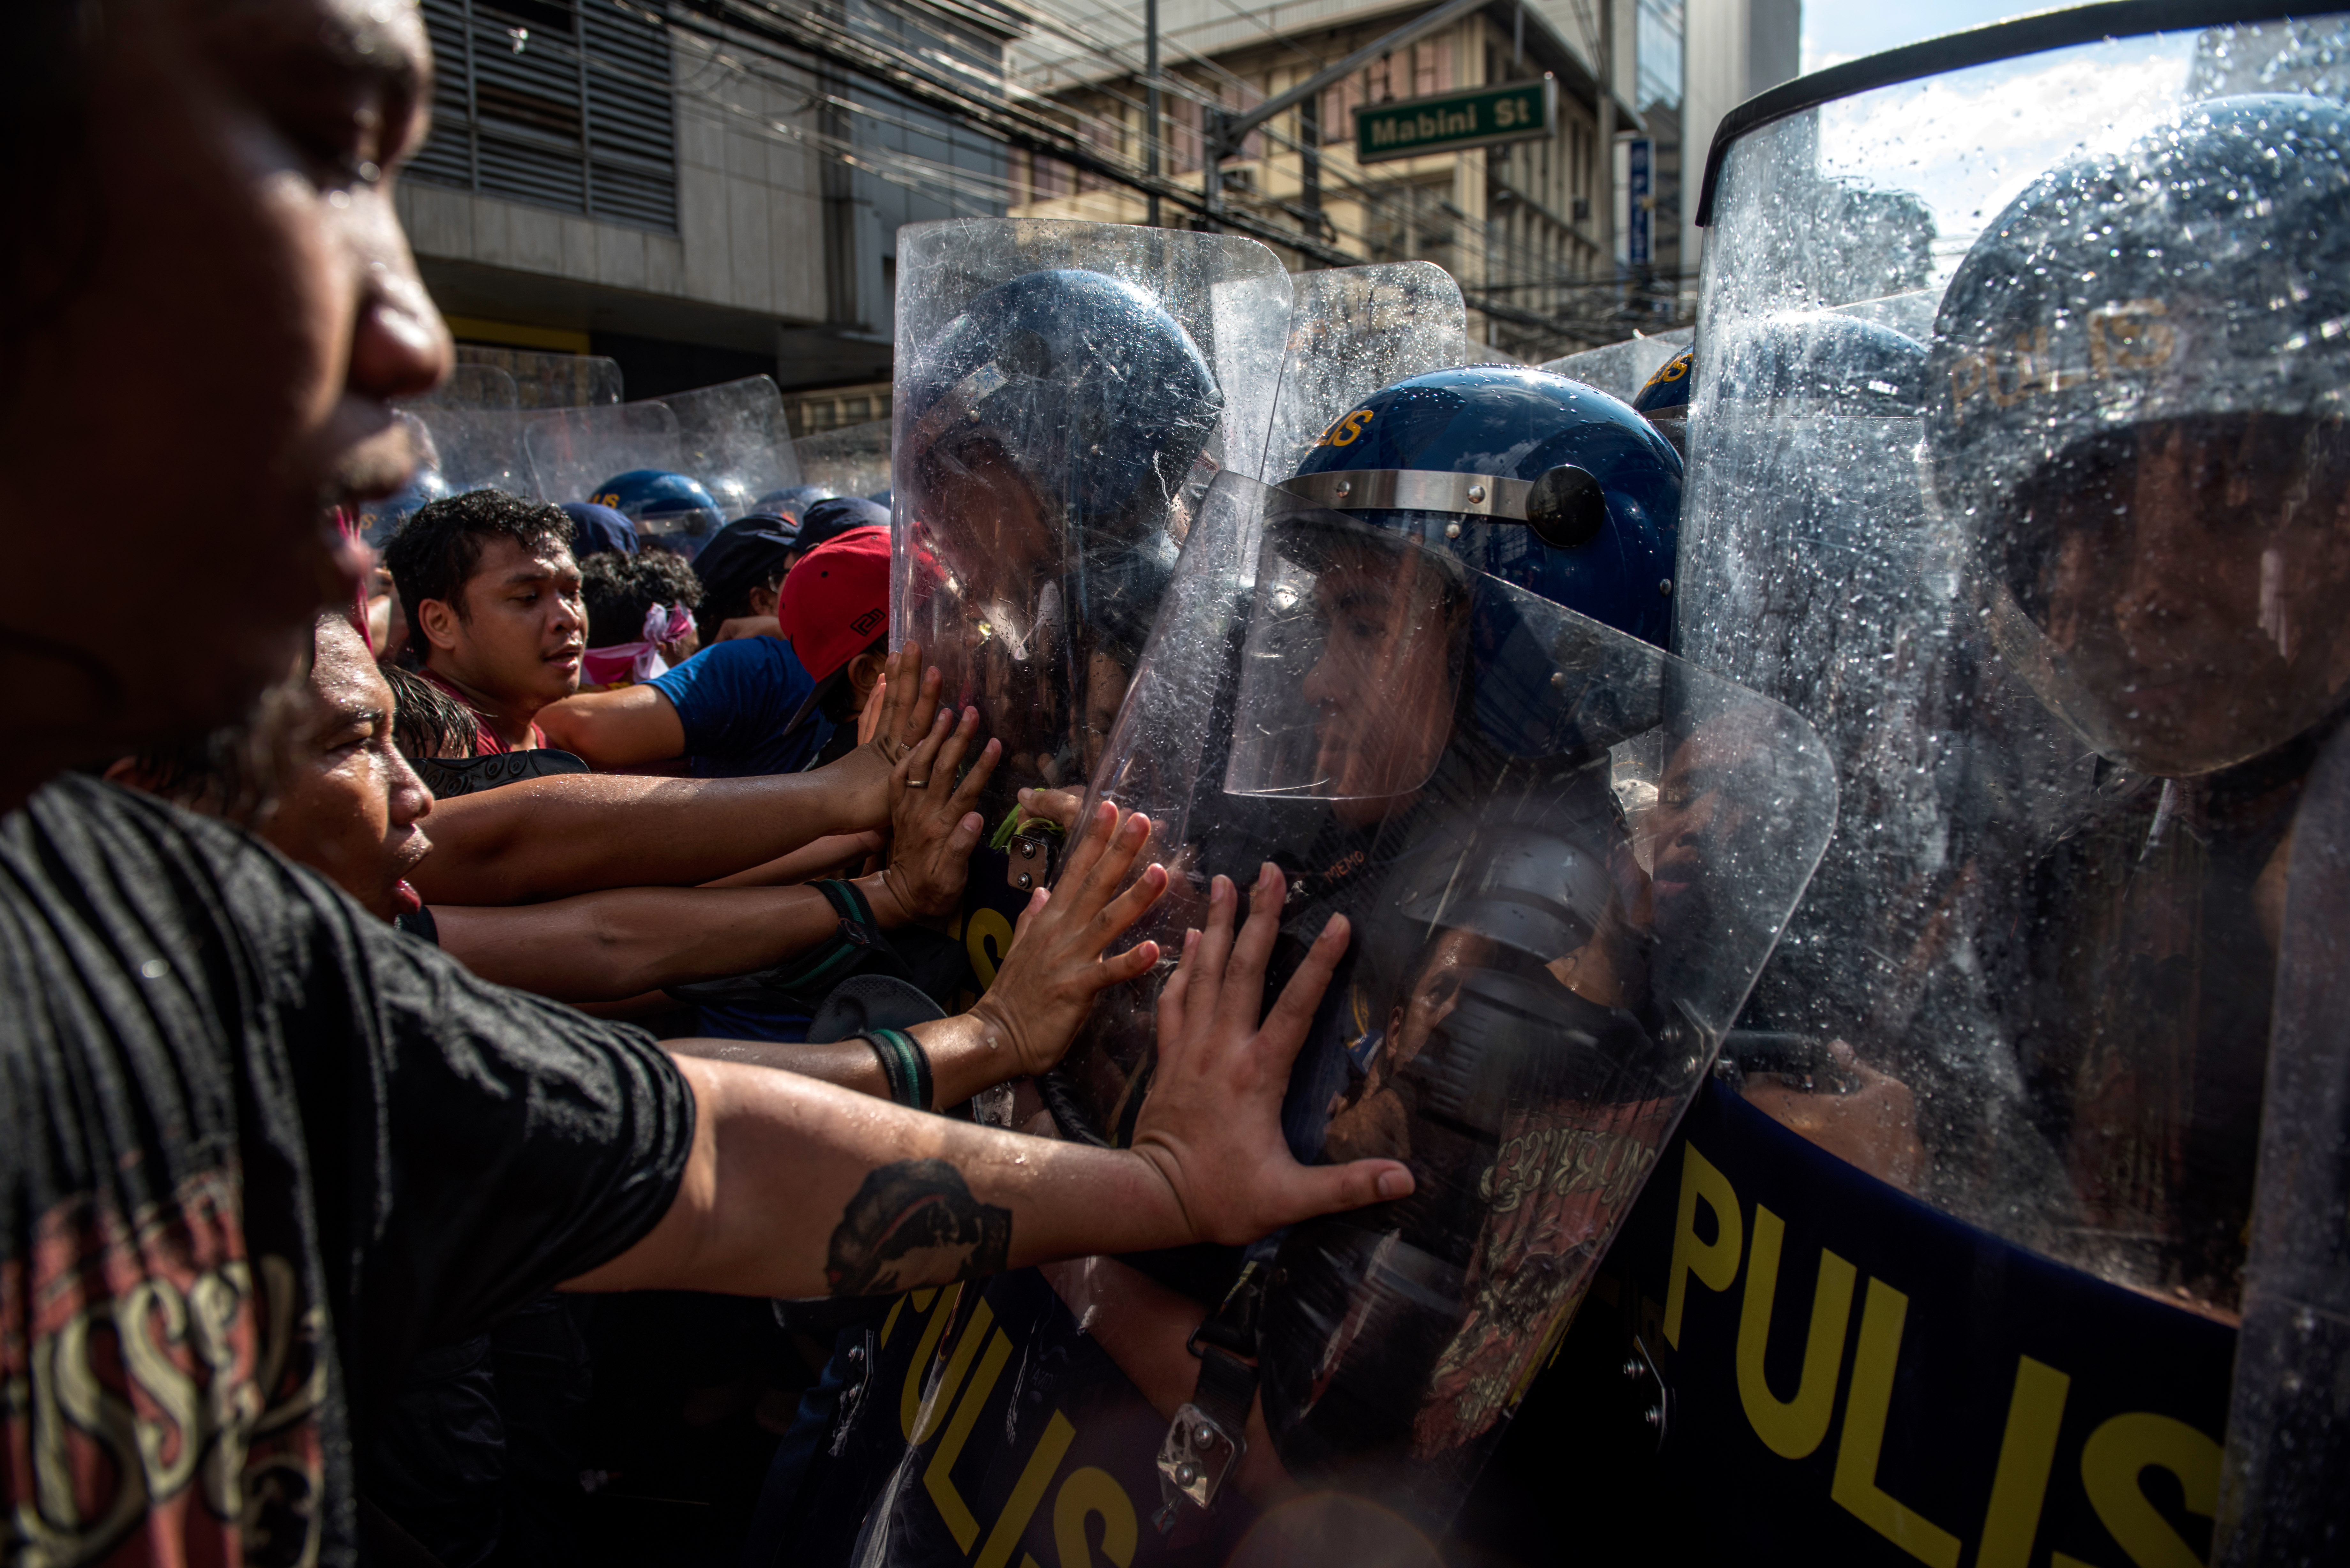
[{"x1": 907, "y1": 779, "x2": 929, "y2": 788}]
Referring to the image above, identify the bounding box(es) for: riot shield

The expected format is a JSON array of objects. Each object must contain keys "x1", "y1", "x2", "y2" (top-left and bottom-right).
[
  {"x1": 1537, "y1": 328, "x2": 1691, "y2": 403},
  {"x1": 522, "y1": 401, "x2": 683, "y2": 510},
  {"x1": 889, "y1": 219, "x2": 1293, "y2": 816},
  {"x1": 1640, "y1": 10, "x2": 2350, "y2": 1562},
  {"x1": 663, "y1": 374, "x2": 801, "y2": 520},
  {"x1": 406, "y1": 362, "x2": 519, "y2": 412},
  {"x1": 1260, "y1": 261, "x2": 1469, "y2": 481},
  {"x1": 453, "y1": 345, "x2": 623, "y2": 408},
  {"x1": 794, "y1": 417, "x2": 891, "y2": 500},
  {"x1": 1029, "y1": 471, "x2": 1835, "y2": 1527}
]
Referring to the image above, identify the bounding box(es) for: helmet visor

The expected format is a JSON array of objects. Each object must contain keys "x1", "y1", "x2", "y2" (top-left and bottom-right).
[
  {"x1": 1982, "y1": 412, "x2": 2350, "y2": 777},
  {"x1": 1224, "y1": 507, "x2": 1473, "y2": 803}
]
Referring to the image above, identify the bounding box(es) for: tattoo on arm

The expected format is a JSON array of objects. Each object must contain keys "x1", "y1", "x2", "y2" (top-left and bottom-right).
[{"x1": 825, "y1": 1159, "x2": 1013, "y2": 1296}]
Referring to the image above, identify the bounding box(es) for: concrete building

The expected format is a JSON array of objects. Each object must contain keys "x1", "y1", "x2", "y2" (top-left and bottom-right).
[
  {"x1": 390, "y1": 0, "x2": 1793, "y2": 406},
  {"x1": 397, "y1": 0, "x2": 1010, "y2": 407},
  {"x1": 1005, "y1": 0, "x2": 1673, "y2": 359},
  {"x1": 1678, "y1": 0, "x2": 1800, "y2": 283}
]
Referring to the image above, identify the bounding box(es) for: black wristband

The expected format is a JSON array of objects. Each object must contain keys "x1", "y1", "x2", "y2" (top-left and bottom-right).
[{"x1": 863, "y1": 1027, "x2": 932, "y2": 1111}]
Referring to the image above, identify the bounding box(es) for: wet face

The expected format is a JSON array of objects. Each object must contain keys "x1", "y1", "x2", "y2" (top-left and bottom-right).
[
  {"x1": 264, "y1": 617, "x2": 433, "y2": 920},
  {"x1": 0, "y1": 0, "x2": 450, "y2": 800},
  {"x1": 2022, "y1": 417, "x2": 2350, "y2": 775},
  {"x1": 1299, "y1": 549, "x2": 1462, "y2": 827},
  {"x1": 419, "y1": 537, "x2": 587, "y2": 711}
]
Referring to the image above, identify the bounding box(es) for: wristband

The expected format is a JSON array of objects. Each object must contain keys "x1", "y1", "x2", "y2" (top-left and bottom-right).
[{"x1": 862, "y1": 1027, "x2": 933, "y2": 1110}]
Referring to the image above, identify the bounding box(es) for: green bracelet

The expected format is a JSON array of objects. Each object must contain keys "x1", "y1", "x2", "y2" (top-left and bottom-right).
[{"x1": 863, "y1": 1027, "x2": 933, "y2": 1111}]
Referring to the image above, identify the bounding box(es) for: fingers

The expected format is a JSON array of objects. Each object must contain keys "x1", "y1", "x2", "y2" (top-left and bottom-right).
[
  {"x1": 1097, "y1": 938, "x2": 1161, "y2": 989},
  {"x1": 1016, "y1": 787, "x2": 1085, "y2": 832},
  {"x1": 1155, "y1": 927, "x2": 1201, "y2": 1040},
  {"x1": 920, "y1": 706, "x2": 981, "y2": 799},
  {"x1": 1094, "y1": 861, "x2": 1169, "y2": 945},
  {"x1": 891, "y1": 661, "x2": 943, "y2": 751},
  {"x1": 1011, "y1": 885, "x2": 1048, "y2": 942},
  {"x1": 949, "y1": 736, "x2": 1000, "y2": 819},
  {"x1": 1209, "y1": 863, "x2": 1287, "y2": 1039},
  {"x1": 1277, "y1": 1159, "x2": 1416, "y2": 1226},
  {"x1": 1055, "y1": 800, "x2": 1119, "y2": 892},
  {"x1": 1069, "y1": 811, "x2": 1152, "y2": 921},
  {"x1": 898, "y1": 704, "x2": 955, "y2": 790},
  {"x1": 1181, "y1": 875, "x2": 1239, "y2": 1042},
  {"x1": 945, "y1": 810, "x2": 985, "y2": 862},
  {"x1": 1258, "y1": 914, "x2": 1351, "y2": 1069}
]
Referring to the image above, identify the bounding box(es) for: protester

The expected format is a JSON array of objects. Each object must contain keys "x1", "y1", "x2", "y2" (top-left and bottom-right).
[
  {"x1": 701, "y1": 496, "x2": 891, "y2": 644},
  {"x1": 775, "y1": 527, "x2": 892, "y2": 768},
  {"x1": 537, "y1": 525, "x2": 891, "y2": 777},
  {"x1": 383, "y1": 490, "x2": 586, "y2": 752},
  {"x1": 579, "y1": 548, "x2": 702, "y2": 689},
  {"x1": 0, "y1": 11, "x2": 1410, "y2": 1568},
  {"x1": 689, "y1": 512, "x2": 799, "y2": 646}
]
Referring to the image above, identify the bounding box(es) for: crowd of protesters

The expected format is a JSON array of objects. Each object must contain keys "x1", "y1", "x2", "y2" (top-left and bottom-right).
[{"x1": 0, "y1": 6, "x2": 1407, "y2": 1566}]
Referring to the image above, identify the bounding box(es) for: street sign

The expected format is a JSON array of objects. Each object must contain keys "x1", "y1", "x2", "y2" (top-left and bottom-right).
[
  {"x1": 1627, "y1": 136, "x2": 1653, "y2": 265},
  {"x1": 1353, "y1": 77, "x2": 1556, "y2": 164}
]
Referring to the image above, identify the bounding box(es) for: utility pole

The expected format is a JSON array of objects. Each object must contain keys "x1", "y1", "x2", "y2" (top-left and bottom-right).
[
  {"x1": 1199, "y1": 0, "x2": 1490, "y2": 231},
  {"x1": 1144, "y1": 0, "x2": 1161, "y2": 226}
]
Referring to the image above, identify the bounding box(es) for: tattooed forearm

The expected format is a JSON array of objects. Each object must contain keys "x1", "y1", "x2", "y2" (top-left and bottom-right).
[{"x1": 825, "y1": 1159, "x2": 1013, "y2": 1296}]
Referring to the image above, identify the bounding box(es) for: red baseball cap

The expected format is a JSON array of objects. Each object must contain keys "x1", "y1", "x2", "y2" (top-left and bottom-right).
[{"x1": 779, "y1": 525, "x2": 891, "y2": 683}]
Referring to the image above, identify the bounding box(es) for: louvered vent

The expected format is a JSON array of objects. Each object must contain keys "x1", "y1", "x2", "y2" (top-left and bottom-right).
[{"x1": 408, "y1": 0, "x2": 678, "y2": 234}]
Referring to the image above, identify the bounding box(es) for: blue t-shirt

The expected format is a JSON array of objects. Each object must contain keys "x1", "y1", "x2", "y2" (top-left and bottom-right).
[{"x1": 648, "y1": 636, "x2": 835, "y2": 778}]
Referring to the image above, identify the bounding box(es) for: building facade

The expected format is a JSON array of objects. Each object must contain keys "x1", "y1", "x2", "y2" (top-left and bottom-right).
[{"x1": 397, "y1": 0, "x2": 1010, "y2": 404}]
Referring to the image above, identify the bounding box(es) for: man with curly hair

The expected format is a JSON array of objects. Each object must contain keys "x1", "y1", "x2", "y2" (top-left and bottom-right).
[{"x1": 383, "y1": 490, "x2": 586, "y2": 752}]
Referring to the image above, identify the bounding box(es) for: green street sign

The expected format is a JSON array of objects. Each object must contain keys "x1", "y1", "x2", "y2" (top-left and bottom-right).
[{"x1": 1353, "y1": 77, "x2": 1556, "y2": 164}]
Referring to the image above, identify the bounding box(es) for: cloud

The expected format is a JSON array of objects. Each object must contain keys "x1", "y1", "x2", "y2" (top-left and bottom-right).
[{"x1": 1811, "y1": 36, "x2": 2196, "y2": 278}]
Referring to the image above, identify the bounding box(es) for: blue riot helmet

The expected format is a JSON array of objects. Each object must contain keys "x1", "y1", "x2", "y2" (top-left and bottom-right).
[
  {"x1": 591, "y1": 468, "x2": 726, "y2": 560},
  {"x1": 1928, "y1": 93, "x2": 2350, "y2": 780},
  {"x1": 751, "y1": 482, "x2": 838, "y2": 524},
  {"x1": 900, "y1": 268, "x2": 1221, "y2": 552},
  {"x1": 1630, "y1": 346, "x2": 1693, "y2": 456},
  {"x1": 897, "y1": 266, "x2": 1224, "y2": 806},
  {"x1": 1277, "y1": 365, "x2": 1682, "y2": 652}
]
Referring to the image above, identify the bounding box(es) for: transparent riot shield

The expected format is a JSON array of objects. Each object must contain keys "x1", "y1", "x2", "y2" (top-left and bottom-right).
[
  {"x1": 406, "y1": 362, "x2": 520, "y2": 412},
  {"x1": 890, "y1": 219, "x2": 1293, "y2": 815},
  {"x1": 1538, "y1": 328, "x2": 1691, "y2": 403},
  {"x1": 794, "y1": 417, "x2": 891, "y2": 500},
  {"x1": 663, "y1": 374, "x2": 801, "y2": 520},
  {"x1": 1662, "y1": 10, "x2": 2350, "y2": 1560},
  {"x1": 454, "y1": 345, "x2": 623, "y2": 408},
  {"x1": 1031, "y1": 471, "x2": 1835, "y2": 1527},
  {"x1": 522, "y1": 401, "x2": 683, "y2": 509},
  {"x1": 1260, "y1": 261, "x2": 1469, "y2": 481}
]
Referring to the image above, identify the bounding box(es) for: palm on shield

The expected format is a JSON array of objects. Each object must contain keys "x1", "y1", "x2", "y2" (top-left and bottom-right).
[{"x1": 1045, "y1": 471, "x2": 1835, "y2": 1523}]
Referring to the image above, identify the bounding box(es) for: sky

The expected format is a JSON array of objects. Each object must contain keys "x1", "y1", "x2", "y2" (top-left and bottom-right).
[{"x1": 1800, "y1": 0, "x2": 2055, "y2": 72}]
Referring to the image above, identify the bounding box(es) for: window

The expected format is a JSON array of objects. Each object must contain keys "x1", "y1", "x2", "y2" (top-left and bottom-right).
[{"x1": 407, "y1": 0, "x2": 678, "y2": 233}]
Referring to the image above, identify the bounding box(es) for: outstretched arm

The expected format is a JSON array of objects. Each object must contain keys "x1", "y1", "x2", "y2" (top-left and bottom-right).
[
  {"x1": 411, "y1": 649, "x2": 940, "y2": 905},
  {"x1": 534, "y1": 683, "x2": 688, "y2": 769},
  {"x1": 665, "y1": 797, "x2": 1171, "y2": 1107},
  {"x1": 569, "y1": 861, "x2": 1411, "y2": 1298}
]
